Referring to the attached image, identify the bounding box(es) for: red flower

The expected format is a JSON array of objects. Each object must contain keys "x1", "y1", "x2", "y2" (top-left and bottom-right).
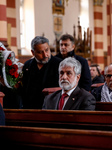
[
  {"x1": 9, "y1": 69, "x2": 15, "y2": 76},
  {"x1": 6, "y1": 59, "x2": 12, "y2": 66},
  {"x1": 14, "y1": 72, "x2": 19, "y2": 78},
  {"x1": 0, "y1": 47, "x2": 5, "y2": 51},
  {"x1": 12, "y1": 64, "x2": 18, "y2": 71}
]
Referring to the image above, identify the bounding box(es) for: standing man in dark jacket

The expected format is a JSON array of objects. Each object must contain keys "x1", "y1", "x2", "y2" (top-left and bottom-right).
[
  {"x1": 22, "y1": 36, "x2": 62, "y2": 109},
  {"x1": 55, "y1": 34, "x2": 91, "y2": 91}
]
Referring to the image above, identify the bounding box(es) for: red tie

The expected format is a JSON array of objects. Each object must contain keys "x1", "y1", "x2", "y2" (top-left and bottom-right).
[{"x1": 58, "y1": 93, "x2": 68, "y2": 110}]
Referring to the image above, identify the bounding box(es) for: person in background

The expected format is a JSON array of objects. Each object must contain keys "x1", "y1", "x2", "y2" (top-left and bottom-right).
[
  {"x1": 22, "y1": 36, "x2": 62, "y2": 109},
  {"x1": 91, "y1": 64, "x2": 112, "y2": 102},
  {"x1": 55, "y1": 34, "x2": 91, "y2": 92},
  {"x1": 43, "y1": 57, "x2": 96, "y2": 110},
  {"x1": 90, "y1": 64, "x2": 104, "y2": 85},
  {"x1": 86, "y1": 57, "x2": 93, "y2": 67}
]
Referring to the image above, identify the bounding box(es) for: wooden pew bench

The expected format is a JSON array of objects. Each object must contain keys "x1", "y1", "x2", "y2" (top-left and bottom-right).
[
  {"x1": 96, "y1": 102, "x2": 112, "y2": 111},
  {"x1": 4, "y1": 109, "x2": 112, "y2": 131},
  {"x1": 0, "y1": 125, "x2": 112, "y2": 149}
]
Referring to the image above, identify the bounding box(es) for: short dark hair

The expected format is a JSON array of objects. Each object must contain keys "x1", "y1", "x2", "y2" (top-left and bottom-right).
[
  {"x1": 31, "y1": 36, "x2": 49, "y2": 51},
  {"x1": 90, "y1": 64, "x2": 101, "y2": 76},
  {"x1": 59, "y1": 34, "x2": 75, "y2": 45}
]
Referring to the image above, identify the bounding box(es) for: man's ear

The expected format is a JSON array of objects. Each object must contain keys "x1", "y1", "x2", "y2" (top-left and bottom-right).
[
  {"x1": 31, "y1": 50, "x2": 34, "y2": 56},
  {"x1": 72, "y1": 44, "x2": 75, "y2": 49},
  {"x1": 77, "y1": 74, "x2": 81, "y2": 82}
]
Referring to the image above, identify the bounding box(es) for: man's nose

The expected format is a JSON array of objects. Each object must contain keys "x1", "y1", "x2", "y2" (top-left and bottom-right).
[
  {"x1": 62, "y1": 73, "x2": 67, "y2": 79},
  {"x1": 43, "y1": 51, "x2": 47, "y2": 57}
]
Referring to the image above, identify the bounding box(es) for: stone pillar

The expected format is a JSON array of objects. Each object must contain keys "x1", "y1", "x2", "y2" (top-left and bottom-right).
[
  {"x1": 107, "y1": 0, "x2": 112, "y2": 65},
  {"x1": 0, "y1": 0, "x2": 8, "y2": 46},
  {"x1": 93, "y1": 0, "x2": 104, "y2": 69}
]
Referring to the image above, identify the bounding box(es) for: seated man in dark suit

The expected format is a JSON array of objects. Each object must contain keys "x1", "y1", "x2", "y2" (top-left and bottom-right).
[
  {"x1": 91, "y1": 64, "x2": 112, "y2": 102},
  {"x1": 43, "y1": 57, "x2": 96, "y2": 110}
]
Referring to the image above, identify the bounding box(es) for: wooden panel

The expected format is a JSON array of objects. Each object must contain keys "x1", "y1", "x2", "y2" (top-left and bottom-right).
[{"x1": 0, "y1": 126, "x2": 112, "y2": 149}]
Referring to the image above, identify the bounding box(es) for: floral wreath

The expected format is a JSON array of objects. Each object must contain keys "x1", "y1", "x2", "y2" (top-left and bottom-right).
[{"x1": 0, "y1": 42, "x2": 23, "y2": 89}]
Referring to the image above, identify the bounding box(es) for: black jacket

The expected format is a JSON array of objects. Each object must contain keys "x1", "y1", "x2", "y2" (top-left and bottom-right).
[
  {"x1": 55, "y1": 50, "x2": 91, "y2": 91},
  {"x1": 0, "y1": 84, "x2": 22, "y2": 109},
  {"x1": 91, "y1": 85, "x2": 103, "y2": 101},
  {"x1": 22, "y1": 55, "x2": 62, "y2": 109}
]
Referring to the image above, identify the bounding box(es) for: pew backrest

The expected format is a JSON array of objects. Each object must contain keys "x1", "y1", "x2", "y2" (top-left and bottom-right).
[
  {"x1": 96, "y1": 102, "x2": 112, "y2": 111},
  {"x1": 0, "y1": 126, "x2": 112, "y2": 149},
  {"x1": 4, "y1": 109, "x2": 112, "y2": 130}
]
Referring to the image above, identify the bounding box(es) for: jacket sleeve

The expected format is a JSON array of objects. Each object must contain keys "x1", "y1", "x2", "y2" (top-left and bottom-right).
[
  {"x1": 79, "y1": 59, "x2": 91, "y2": 92},
  {"x1": 80, "y1": 94, "x2": 96, "y2": 110}
]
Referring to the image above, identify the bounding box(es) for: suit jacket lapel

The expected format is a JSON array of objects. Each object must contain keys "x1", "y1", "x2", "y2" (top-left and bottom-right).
[
  {"x1": 63, "y1": 86, "x2": 80, "y2": 110},
  {"x1": 53, "y1": 91, "x2": 62, "y2": 109}
]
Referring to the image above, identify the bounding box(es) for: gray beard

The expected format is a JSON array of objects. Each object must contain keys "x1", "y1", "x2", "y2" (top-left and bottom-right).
[{"x1": 35, "y1": 56, "x2": 51, "y2": 64}]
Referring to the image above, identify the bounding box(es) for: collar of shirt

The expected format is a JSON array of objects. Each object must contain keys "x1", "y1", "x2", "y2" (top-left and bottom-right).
[
  {"x1": 61, "y1": 86, "x2": 77, "y2": 109},
  {"x1": 62, "y1": 86, "x2": 76, "y2": 96}
]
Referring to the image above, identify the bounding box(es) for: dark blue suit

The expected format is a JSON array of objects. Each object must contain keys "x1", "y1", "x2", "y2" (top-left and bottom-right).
[
  {"x1": 0, "y1": 104, "x2": 5, "y2": 125},
  {"x1": 55, "y1": 50, "x2": 91, "y2": 91}
]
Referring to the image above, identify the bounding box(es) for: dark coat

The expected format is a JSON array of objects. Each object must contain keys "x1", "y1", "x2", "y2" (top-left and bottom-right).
[
  {"x1": 91, "y1": 85, "x2": 103, "y2": 101},
  {"x1": 43, "y1": 86, "x2": 96, "y2": 110},
  {"x1": 22, "y1": 55, "x2": 62, "y2": 109},
  {"x1": 91, "y1": 76, "x2": 104, "y2": 92},
  {"x1": 92, "y1": 75, "x2": 104, "y2": 85},
  {"x1": 0, "y1": 104, "x2": 5, "y2": 125},
  {"x1": 55, "y1": 50, "x2": 91, "y2": 91},
  {"x1": 0, "y1": 84, "x2": 22, "y2": 109}
]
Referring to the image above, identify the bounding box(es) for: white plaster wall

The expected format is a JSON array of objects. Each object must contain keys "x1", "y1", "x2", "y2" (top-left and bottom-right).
[
  {"x1": 24, "y1": 0, "x2": 35, "y2": 54},
  {"x1": 63, "y1": 0, "x2": 80, "y2": 36},
  {"x1": 34, "y1": 0, "x2": 80, "y2": 45},
  {"x1": 34, "y1": 0, "x2": 54, "y2": 45}
]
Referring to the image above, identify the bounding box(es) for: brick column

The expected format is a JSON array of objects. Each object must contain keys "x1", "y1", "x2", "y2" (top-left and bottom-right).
[
  {"x1": 6, "y1": 0, "x2": 17, "y2": 56},
  {"x1": 107, "y1": 0, "x2": 112, "y2": 65},
  {"x1": 93, "y1": 0, "x2": 104, "y2": 69},
  {"x1": 0, "y1": 0, "x2": 7, "y2": 46}
]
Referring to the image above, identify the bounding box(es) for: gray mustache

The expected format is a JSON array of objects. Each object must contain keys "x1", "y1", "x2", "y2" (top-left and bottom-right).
[{"x1": 60, "y1": 80, "x2": 70, "y2": 84}]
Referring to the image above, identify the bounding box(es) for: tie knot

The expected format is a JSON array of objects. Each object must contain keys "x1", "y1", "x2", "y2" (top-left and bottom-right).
[{"x1": 62, "y1": 93, "x2": 68, "y2": 98}]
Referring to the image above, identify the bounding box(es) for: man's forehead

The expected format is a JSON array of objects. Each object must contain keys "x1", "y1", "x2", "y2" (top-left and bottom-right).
[
  {"x1": 107, "y1": 65, "x2": 112, "y2": 73},
  {"x1": 60, "y1": 66, "x2": 74, "y2": 71},
  {"x1": 60, "y1": 39, "x2": 71, "y2": 43}
]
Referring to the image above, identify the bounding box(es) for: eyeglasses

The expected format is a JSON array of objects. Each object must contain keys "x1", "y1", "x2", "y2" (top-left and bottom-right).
[{"x1": 105, "y1": 74, "x2": 112, "y2": 78}]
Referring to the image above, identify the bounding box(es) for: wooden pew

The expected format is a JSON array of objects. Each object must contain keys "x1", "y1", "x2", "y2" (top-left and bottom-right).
[
  {"x1": 91, "y1": 83, "x2": 104, "y2": 88},
  {"x1": 4, "y1": 109, "x2": 112, "y2": 131},
  {"x1": 42, "y1": 87, "x2": 61, "y2": 96},
  {"x1": 0, "y1": 125, "x2": 112, "y2": 149},
  {"x1": 42, "y1": 83, "x2": 104, "y2": 96},
  {"x1": 96, "y1": 102, "x2": 112, "y2": 111}
]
